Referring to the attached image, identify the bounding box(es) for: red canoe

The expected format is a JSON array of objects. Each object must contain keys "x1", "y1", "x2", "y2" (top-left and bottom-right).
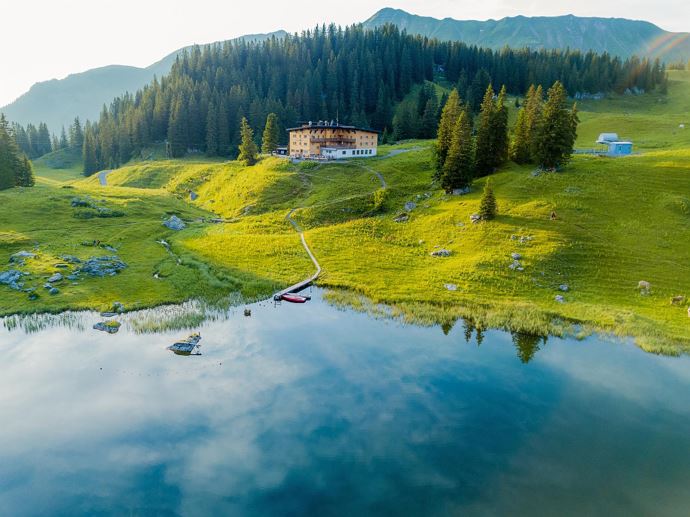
[{"x1": 280, "y1": 293, "x2": 310, "y2": 303}]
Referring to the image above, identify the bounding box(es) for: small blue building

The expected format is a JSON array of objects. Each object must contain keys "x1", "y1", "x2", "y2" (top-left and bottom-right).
[{"x1": 596, "y1": 133, "x2": 633, "y2": 157}]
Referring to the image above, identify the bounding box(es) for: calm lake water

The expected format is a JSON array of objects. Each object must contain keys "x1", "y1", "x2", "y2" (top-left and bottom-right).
[{"x1": 1, "y1": 289, "x2": 689, "y2": 516}]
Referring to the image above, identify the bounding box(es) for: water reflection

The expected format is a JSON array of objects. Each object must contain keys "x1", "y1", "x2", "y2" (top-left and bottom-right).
[{"x1": 1, "y1": 290, "x2": 689, "y2": 516}]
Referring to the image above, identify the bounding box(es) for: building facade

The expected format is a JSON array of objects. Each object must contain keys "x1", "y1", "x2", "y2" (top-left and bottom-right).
[{"x1": 288, "y1": 121, "x2": 379, "y2": 159}]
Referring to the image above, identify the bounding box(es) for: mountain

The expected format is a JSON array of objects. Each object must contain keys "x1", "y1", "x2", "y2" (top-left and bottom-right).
[
  {"x1": 0, "y1": 31, "x2": 287, "y2": 132},
  {"x1": 364, "y1": 8, "x2": 690, "y2": 64}
]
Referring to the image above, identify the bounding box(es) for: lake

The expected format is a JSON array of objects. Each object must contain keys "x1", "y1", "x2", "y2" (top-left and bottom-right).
[{"x1": 1, "y1": 289, "x2": 689, "y2": 516}]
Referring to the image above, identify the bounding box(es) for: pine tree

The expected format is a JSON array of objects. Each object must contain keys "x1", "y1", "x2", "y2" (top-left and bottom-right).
[
  {"x1": 261, "y1": 113, "x2": 281, "y2": 154},
  {"x1": 238, "y1": 117, "x2": 258, "y2": 165},
  {"x1": 510, "y1": 85, "x2": 544, "y2": 164},
  {"x1": 474, "y1": 84, "x2": 496, "y2": 176},
  {"x1": 16, "y1": 155, "x2": 35, "y2": 187},
  {"x1": 82, "y1": 123, "x2": 99, "y2": 176},
  {"x1": 434, "y1": 89, "x2": 461, "y2": 175},
  {"x1": 205, "y1": 101, "x2": 219, "y2": 157},
  {"x1": 491, "y1": 86, "x2": 509, "y2": 168},
  {"x1": 534, "y1": 81, "x2": 579, "y2": 169},
  {"x1": 421, "y1": 96, "x2": 439, "y2": 139},
  {"x1": 69, "y1": 117, "x2": 84, "y2": 151},
  {"x1": 59, "y1": 127, "x2": 69, "y2": 149},
  {"x1": 441, "y1": 109, "x2": 474, "y2": 193},
  {"x1": 0, "y1": 115, "x2": 19, "y2": 190},
  {"x1": 479, "y1": 179, "x2": 497, "y2": 220}
]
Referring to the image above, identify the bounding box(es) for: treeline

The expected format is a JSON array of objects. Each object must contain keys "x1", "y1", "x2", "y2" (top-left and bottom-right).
[
  {"x1": 436, "y1": 81, "x2": 579, "y2": 193},
  {"x1": 0, "y1": 115, "x2": 35, "y2": 190},
  {"x1": 9, "y1": 117, "x2": 84, "y2": 160},
  {"x1": 80, "y1": 24, "x2": 666, "y2": 174}
]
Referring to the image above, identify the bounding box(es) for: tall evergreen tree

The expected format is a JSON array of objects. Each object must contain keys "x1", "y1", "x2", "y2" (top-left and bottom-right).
[
  {"x1": 59, "y1": 127, "x2": 69, "y2": 149},
  {"x1": 479, "y1": 178, "x2": 498, "y2": 220},
  {"x1": 434, "y1": 89, "x2": 461, "y2": 175},
  {"x1": 491, "y1": 86, "x2": 509, "y2": 168},
  {"x1": 238, "y1": 117, "x2": 258, "y2": 165},
  {"x1": 261, "y1": 113, "x2": 281, "y2": 154},
  {"x1": 441, "y1": 109, "x2": 474, "y2": 193},
  {"x1": 474, "y1": 84, "x2": 497, "y2": 176},
  {"x1": 205, "y1": 100, "x2": 219, "y2": 157},
  {"x1": 534, "y1": 81, "x2": 579, "y2": 169},
  {"x1": 69, "y1": 117, "x2": 84, "y2": 151},
  {"x1": 16, "y1": 155, "x2": 35, "y2": 187},
  {"x1": 82, "y1": 122, "x2": 99, "y2": 176}
]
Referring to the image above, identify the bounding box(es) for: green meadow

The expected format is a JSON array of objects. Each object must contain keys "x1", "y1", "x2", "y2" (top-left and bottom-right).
[{"x1": 2, "y1": 71, "x2": 689, "y2": 353}]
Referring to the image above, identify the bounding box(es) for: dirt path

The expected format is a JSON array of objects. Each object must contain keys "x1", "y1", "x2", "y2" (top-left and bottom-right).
[
  {"x1": 98, "y1": 170, "x2": 113, "y2": 186},
  {"x1": 273, "y1": 209, "x2": 322, "y2": 299}
]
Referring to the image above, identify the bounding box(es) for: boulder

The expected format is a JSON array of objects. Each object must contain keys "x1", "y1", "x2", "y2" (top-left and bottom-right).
[
  {"x1": 431, "y1": 249, "x2": 452, "y2": 257},
  {"x1": 555, "y1": 295, "x2": 565, "y2": 303},
  {"x1": 511, "y1": 252, "x2": 522, "y2": 260},
  {"x1": 509, "y1": 260, "x2": 524, "y2": 271},
  {"x1": 470, "y1": 214, "x2": 481, "y2": 223},
  {"x1": 404, "y1": 201, "x2": 417, "y2": 212},
  {"x1": 670, "y1": 295, "x2": 685, "y2": 306},
  {"x1": 9, "y1": 251, "x2": 35, "y2": 264},
  {"x1": 444, "y1": 283, "x2": 458, "y2": 291},
  {"x1": 28, "y1": 292, "x2": 39, "y2": 301},
  {"x1": 163, "y1": 215, "x2": 186, "y2": 231},
  {"x1": 112, "y1": 301, "x2": 125, "y2": 313},
  {"x1": 60, "y1": 255, "x2": 82, "y2": 264},
  {"x1": 47, "y1": 273, "x2": 63, "y2": 283},
  {"x1": 49, "y1": 287, "x2": 60, "y2": 295},
  {"x1": 559, "y1": 284, "x2": 569, "y2": 292},
  {"x1": 452, "y1": 187, "x2": 471, "y2": 196},
  {"x1": 77, "y1": 256, "x2": 127, "y2": 277},
  {"x1": 638, "y1": 281, "x2": 651, "y2": 291},
  {"x1": 0, "y1": 270, "x2": 24, "y2": 290},
  {"x1": 393, "y1": 213, "x2": 409, "y2": 223}
]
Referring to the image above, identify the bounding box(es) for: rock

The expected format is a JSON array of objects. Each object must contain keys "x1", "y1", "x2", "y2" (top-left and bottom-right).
[
  {"x1": 404, "y1": 201, "x2": 417, "y2": 212},
  {"x1": 451, "y1": 187, "x2": 471, "y2": 196},
  {"x1": 470, "y1": 214, "x2": 481, "y2": 223},
  {"x1": 77, "y1": 256, "x2": 127, "y2": 277},
  {"x1": 100, "y1": 312, "x2": 118, "y2": 318},
  {"x1": 67, "y1": 274, "x2": 80, "y2": 281},
  {"x1": 190, "y1": 191, "x2": 199, "y2": 201},
  {"x1": 511, "y1": 252, "x2": 522, "y2": 260},
  {"x1": 0, "y1": 270, "x2": 24, "y2": 290},
  {"x1": 163, "y1": 215, "x2": 186, "y2": 231},
  {"x1": 431, "y1": 249, "x2": 452, "y2": 257},
  {"x1": 47, "y1": 273, "x2": 63, "y2": 283},
  {"x1": 555, "y1": 295, "x2": 565, "y2": 303},
  {"x1": 49, "y1": 287, "x2": 60, "y2": 295},
  {"x1": 28, "y1": 293, "x2": 39, "y2": 301},
  {"x1": 71, "y1": 197, "x2": 92, "y2": 208},
  {"x1": 670, "y1": 295, "x2": 685, "y2": 305},
  {"x1": 638, "y1": 280, "x2": 651, "y2": 290},
  {"x1": 60, "y1": 255, "x2": 82, "y2": 264},
  {"x1": 93, "y1": 321, "x2": 121, "y2": 334},
  {"x1": 393, "y1": 213, "x2": 409, "y2": 223},
  {"x1": 112, "y1": 301, "x2": 125, "y2": 313},
  {"x1": 509, "y1": 260, "x2": 522, "y2": 270},
  {"x1": 9, "y1": 251, "x2": 35, "y2": 264},
  {"x1": 54, "y1": 263, "x2": 70, "y2": 269},
  {"x1": 444, "y1": 283, "x2": 458, "y2": 291},
  {"x1": 559, "y1": 284, "x2": 569, "y2": 292},
  {"x1": 43, "y1": 283, "x2": 53, "y2": 290},
  {"x1": 244, "y1": 309, "x2": 252, "y2": 317}
]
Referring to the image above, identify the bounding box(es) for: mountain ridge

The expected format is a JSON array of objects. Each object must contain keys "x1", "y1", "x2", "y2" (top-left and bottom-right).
[
  {"x1": 0, "y1": 31, "x2": 287, "y2": 131},
  {"x1": 363, "y1": 8, "x2": 690, "y2": 62}
]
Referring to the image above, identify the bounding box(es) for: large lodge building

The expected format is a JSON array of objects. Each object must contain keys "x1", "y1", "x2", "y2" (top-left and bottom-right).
[{"x1": 287, "y1": 121, "x2": 379, "y2": 159}]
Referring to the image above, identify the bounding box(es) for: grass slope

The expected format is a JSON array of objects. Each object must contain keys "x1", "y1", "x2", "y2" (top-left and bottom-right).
[{"x1": 2, "y1": 72, "x2": 689, "y2": 353}]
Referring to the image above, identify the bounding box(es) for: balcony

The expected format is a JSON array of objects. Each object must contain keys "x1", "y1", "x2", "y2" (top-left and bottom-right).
[{"x1": 310, "y1": 137, "x2": 356, "y2": 145}]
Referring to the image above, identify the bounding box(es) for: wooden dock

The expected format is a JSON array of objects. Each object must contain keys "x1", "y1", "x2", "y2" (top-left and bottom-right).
[{"x1": 273, "y1": 209, "x2": 322, "y2": 300}]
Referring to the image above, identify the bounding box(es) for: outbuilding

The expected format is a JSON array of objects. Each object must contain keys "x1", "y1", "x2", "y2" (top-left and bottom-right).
[{"x1": 596, "y1": 133, "x2": 633, "y2": 156}]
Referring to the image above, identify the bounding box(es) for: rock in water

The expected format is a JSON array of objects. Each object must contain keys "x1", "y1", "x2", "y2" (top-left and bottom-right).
[
  {"x1": 93, "y1": 321, "x2": 121, "y2": 334},
  {"x1": 163, "y1": 215, "x2": 186, "y2": 231}
]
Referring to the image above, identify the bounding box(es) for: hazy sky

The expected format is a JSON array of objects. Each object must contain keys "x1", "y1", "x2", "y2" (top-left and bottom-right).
[{"x1": 1, "y1": 0, "x2": 689, "y2": 107}]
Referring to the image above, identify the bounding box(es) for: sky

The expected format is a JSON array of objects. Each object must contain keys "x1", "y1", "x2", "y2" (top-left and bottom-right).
[{"x1": 1, "y1": 0, "x2": 689, "y2": 107}]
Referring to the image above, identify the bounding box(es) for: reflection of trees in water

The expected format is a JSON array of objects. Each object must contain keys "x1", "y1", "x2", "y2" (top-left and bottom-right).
[
  {"x1": 441, "y1": 320, "x2": 455, "y2": 335},
  {"x1": 461, "y1": 319, "x2": 485, "y2": 346},
  {"x1": 511, "y1": 331, "x2": 548, "y2": 363}
]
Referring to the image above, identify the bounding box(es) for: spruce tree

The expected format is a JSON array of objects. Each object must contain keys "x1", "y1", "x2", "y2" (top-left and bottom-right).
[
  {"x1": 441, "y1": 109, "x2": 474, "y2": 193},
  {"x1": 534, "y1": 81, "x2": 579, "y2": 170},
  {"x1": 434, "y1": 89, "x2": 461, "y2": 175},
  {"x1": 474, "y1": 84, "x2": 496, "y2": 176},
  {"x1": 421, "y1": 96, "x2": 439, "y2": 139},
  {"x1": 205, "y1": 101, "x2": 218, "y2": 157},
  {"x1": 70, "y1": 117, "x2": 84, "y2": 151},
  {"x1": 0, "y1": 115, "x2": 19, "y2": 190},
  {"x1": 59, "y1": 127, "x2": 69, "y2": 149},
  {"x1": 261, "y1": 113, "x2": 281, "y2": 154},
  {"x1": 82, "y1": 123, "x2": 99, "y2": 176},
  {"x1": 491, "y1": 86, "x2": 509, "y2": 168},
  {"x1": 479, "y1": 179, "x2": 497, "y2": 220},
  {"x1": 238, "y1": 117, "x2": 258, "y2": 165},
  {"x1": 16, "y1": 155, "x2": 35, "y2": 187}
]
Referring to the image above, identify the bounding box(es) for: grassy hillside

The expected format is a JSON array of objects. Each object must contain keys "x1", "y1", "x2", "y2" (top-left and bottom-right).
[{"x1": 3, "y1": 72, "x2": 689, "y2": 353}]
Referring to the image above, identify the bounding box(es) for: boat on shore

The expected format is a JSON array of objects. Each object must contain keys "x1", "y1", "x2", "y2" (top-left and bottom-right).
[{"x1": 278, "y1": 293, "x2": 311, "y2": 303}]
